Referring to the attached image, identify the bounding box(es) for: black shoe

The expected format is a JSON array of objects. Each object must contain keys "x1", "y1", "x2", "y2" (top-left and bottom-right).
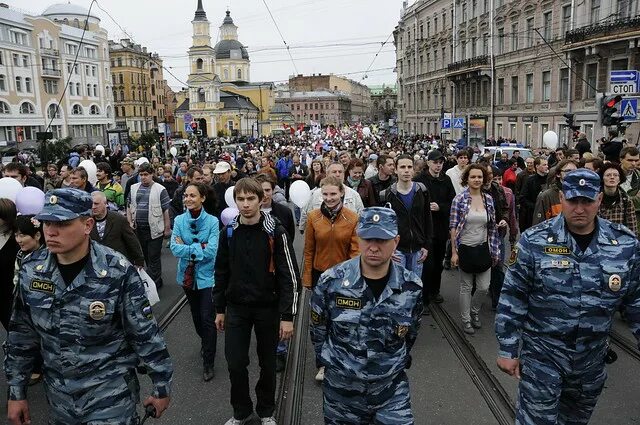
[
  {"x1": 276, "y1": 354, "x2": 286, "y2": 373},
  {"x1": 432, "y1": 294, "x2": 444, "y2": 304},
  {"x1": 203, "y1": 365, "x2": 214, "y2": 382},
  {"x1": 422, "y1": 307, "x2": 431, "y2": 316}
]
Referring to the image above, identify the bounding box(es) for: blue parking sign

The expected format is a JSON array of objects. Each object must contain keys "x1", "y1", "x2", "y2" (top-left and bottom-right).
[{"x1": 442, "y1": 119, "x2": 451, "y2": 129}]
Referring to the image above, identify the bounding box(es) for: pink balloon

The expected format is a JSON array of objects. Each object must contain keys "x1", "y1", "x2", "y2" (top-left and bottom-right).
[
  {"x1": 220, "y1": 207, "x2": 239, "y2": 227},
  {"x1": 16, "y1": 186, "x2": 45, "y2": 215}
]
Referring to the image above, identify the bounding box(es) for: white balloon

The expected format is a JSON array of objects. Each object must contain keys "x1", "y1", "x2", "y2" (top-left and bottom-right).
[
  {"x1": 78, "y1": 160, "x2": 98, "y2": 185},
  {"x1": 543, "y1": 131, "x2": 559, "y2": 150},
  {"x1": 95, "y1": 144, "x2": 105, "y2": 154},
  {"x1": 0, "y1": 177, "x2": 23, "y2": 201},
  {"x1": 170, "y1": 147, "x2": 178, "y2": 157},
  {"x1": 289, "y1": 180, "x2": 311, "y2": 208},
  {"x1": 224, "y1": 186, "x2": 236, "y2": 209},
  {"x1": 362, "y1": 127, "x2": 371, "y2": 136}
]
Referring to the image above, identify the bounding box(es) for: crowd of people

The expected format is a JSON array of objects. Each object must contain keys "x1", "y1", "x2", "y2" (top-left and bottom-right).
[{"x1": 0, "y1": 129, "x2": 639, "y2": 424}]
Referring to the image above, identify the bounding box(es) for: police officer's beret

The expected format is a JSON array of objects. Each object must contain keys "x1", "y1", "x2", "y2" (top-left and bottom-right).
[
  {"x1": 35, "y1": 188, "x2": 93, "y2": 222},
  {"x1": 357, "y1": 207, "x2": 398, "y2": 240},
  {"x1": 561, "y1": 169, "x2": 600, "y2": 201}
]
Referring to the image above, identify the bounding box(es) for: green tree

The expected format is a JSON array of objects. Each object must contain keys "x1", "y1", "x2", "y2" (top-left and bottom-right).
[{"x1": 39, "y1": 137, "x2": 72, "y2": 167}]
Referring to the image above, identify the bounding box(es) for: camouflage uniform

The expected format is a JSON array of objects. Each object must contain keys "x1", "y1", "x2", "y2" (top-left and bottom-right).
[
  {"x1": 310, "y1": 208, "x2": 423, "y2": 424},
  {"x1": 4, "y1": 188, "x2": 173, "y2": 425},
  {"x1": 495, "y1": 170, "x2": 640, "y2": 425}
]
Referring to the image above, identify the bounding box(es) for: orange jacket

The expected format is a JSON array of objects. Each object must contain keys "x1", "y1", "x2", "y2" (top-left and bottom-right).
[{"x1": 303, "y1": 208, "x2": 360, "y2": 287}]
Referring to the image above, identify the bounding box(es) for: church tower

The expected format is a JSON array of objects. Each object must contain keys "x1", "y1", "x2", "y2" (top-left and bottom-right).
[
  {"x1": 214, "y1": 10, "x2": 250, "y2": 83},
  {"x1": 187, "y1": 0, "x2": 221, "y2": 126}
]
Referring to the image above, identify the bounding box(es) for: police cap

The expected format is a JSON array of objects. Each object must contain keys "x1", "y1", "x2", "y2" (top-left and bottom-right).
[
  {"x1": 357, "y1": 207, "x2": 398, "y2": 240},
  {"x1": 35, "y1": 188, "x2": 93, "y2": 222},
  {"x1": 561, "y1": 169, "x2": 601, "y2": 201}
]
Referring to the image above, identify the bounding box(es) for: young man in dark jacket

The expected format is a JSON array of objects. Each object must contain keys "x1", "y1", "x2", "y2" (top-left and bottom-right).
[
  {"x1": 214, "y1": 178, "x2": 299, "y2": 425},
  {"x1": 414, "y1": 150, "x2": 455, "y2": 306},
  {"x1": 380, "y1": 155, "x2": 433, "y2": 279}
]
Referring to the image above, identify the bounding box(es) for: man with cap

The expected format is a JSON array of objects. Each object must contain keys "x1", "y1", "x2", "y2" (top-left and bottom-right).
[
  {"x1": 310, "y1": 207, "x2": 423, "y2": 424},
  {"x1": 5, "y1": 188, "x2": 173, "y2": 425},
  {"x1": 364, "y1": 153, "x2": 378, "y2": 179},
  {"x1": 213, "y1": 161, "x2": 233, "y2": 217},
  {"x1": 495, "y1": 169, "x2": 640, "y2": 425}
]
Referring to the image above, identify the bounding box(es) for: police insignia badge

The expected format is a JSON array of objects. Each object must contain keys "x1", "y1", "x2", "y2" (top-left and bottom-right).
[
  {"x1": 49, "y1": 195, "x2": 58, "y2": 204},
  {"x1": 30, "y1": 279, "x2": 55, "y2": 294},
  {"x1": 609, "y1": 274, "x2": 622, "y2": 292},
  {"x1": 89, "y1": 301, "x2": 106, "y2": 320},
  {"x1": 310, "y1": 311, "x2": 323, "y2": 325},
  {"x1": 507, "y1": 247, "x2": 518, "y2": 266},
  {"x1": 336, "y1": 296, "x2": 362, "y2": 310},
  {"x1": 397, "y1": 325, "x2": 409, "y2": 338},
  {"x1": 543, "y1": 246, "x2": 571, "y2": 255},
  {"x1": 372, "y1": 214, "x2": 380, "y2": 223}
]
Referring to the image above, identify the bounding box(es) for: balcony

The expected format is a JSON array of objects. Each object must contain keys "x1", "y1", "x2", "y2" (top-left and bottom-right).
[
  {"x1": 565, "y1": 16, "x2": 640, "y2": 44},
  {"x1": 447, "y1": 55, "x2": 490, "y2": 81},
  {"x1": 41, "y1": 68, "x2": 62, "y2": 77},
  {"x1": 39, "y1": 47, "x2": 59, "y2": 57}
]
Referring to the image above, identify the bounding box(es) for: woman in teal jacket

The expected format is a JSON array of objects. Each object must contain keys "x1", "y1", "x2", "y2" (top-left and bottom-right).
[{"x1": 170, "y1": 182, "x2": 219, "y2": 381}]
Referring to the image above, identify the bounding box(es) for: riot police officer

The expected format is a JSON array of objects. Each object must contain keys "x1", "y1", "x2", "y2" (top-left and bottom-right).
[
  {"x1": 5, "y1": 188, "x2": 173, "y2": 425},
  {"x1": 495, "y1": 169, "x2": 640, "y2": 425},
  {"x1": 310, "y1": 207, "x2": 423, "y2": 424}
]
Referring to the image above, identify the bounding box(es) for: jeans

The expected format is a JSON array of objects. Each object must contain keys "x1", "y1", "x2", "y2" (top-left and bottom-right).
[
  {"x1": 184, "y1": 286, "x2": 217, "y2": 367},
  {"x1": 459, "y1": 268, "x2": 491, "y2": 323},
  {"x1": 136, "y1": 226, "x2": 164, "y2": 288},
  {"x1": 394, "y1": 250, "x2": 424, "y2": 277},
  {"x1": 293, "y1": 205, "x2": 301, "y2": 224},
  {"x1": 489, "y1": 238, "x2": 507, "y2": 308},
  {"x1": 225, "y1": 304, "x2": 280, "y2": 420}
]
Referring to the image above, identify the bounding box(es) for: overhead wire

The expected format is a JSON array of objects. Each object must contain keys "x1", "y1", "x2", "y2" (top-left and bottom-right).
[
  {"x1": 261, "y1": 0, "x2": 298, "y2": 75},
  {"x1": 361, "y1": 33, "x2": 394, "y2": 81}
]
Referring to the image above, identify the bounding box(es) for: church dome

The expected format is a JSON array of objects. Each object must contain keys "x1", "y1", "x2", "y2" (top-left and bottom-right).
[
  {"x1": 42, "y1": 3, "x2": 100, "y2": 21},
  {"x1": 215, "y1": 39, "x2": 249, "y2": 60}
]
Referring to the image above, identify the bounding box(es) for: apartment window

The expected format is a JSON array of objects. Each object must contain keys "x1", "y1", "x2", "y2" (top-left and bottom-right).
[
  {"x1": 0, "y1": 75, "x2": 4, "y2": 91},
  {"x1": 15, "y1": 76, "x2": 22, "y2": 92},
  {"x1": 526, "y1": 74, "x2": 534, "y2": 102},
  {"x1": 0, "y1": 101, "x2": 10, "y2": 114},
  {"x1": 542, "y1": 71, "x2": 551, "y2": 101},
  {"x1": 590, "y1": 0, "x2": 600, "y2": 24},
  {"x1": 442, "y1": 12, "x2": 446, "y2": 27},
  {"x1": 421, "y1": 91, "x2": 425, "y2": 110},
  {"x1": 119, "y1": 74, "x2": 123, "y2": 84},
  {"x1": 72, "y1": 104, "x2": 83, "y2": 115},
  {"x1": 442, "y1": 47, "x2": 446, "y2": 65},
  {"x1": 10, "y1": 31, "x2": 27, "y2": 46},
  {"x1": 20, "y1": 102, "x2": 35, "y2": 114},
  {"x1": 482, "y1": 34, "x2": 489, "y2": 56},
  {"x1": 481, "y1": 80, "x2": 489, "y2": 106},
  {"x1": 585, "y1": 63, "x2": 597, "y2": 98},
  {"x1": 498, "y1": 78, "x2": 505, "y2": 104},
  {"x1": 524, "y1": 18, "x2": 534, "y2": 49},
  {"x1": 562, "y1": 5, "x2": 572, "y2": 35},
  {"x1": 425, "y1": 54, "x2": 430, "y2": 72},
  {"x1": 25, "y1": 77, "x2": 32, "y2": 93},
  {"x1": 90, "y1": 105, "x2": 100, "y2": 115},
  {"x1": 559, "y1": 68, "x2": 569, "y2": 101},
  {"x1": 12, "y1": 53, "x2": 19, "y2": 66},
  {"x1": 74, "y1": 64, "x2": 78, "y2": 74},
  {"x1": 543, "y1": 12, "x2": 552, "y2": 40},
  {"x1": 76, "y1": 82, "x2": 81, "y2": 96},
  {"x1": 85, "y1": 64, "x2": 90, "y2": 76},
  {"x1": 434, "y1": 17, "x2": 438, "y2": 32},
  {"x1": 434, "y1": 50, "x2": 438, "y2": 70},
  {"x1": 472, "y1": 37, "x2": 477, "y2": 57},
  {"x1": 419, "y1": 55, "x2": 423, "y2": 73},
  {"x1": 484, "y1": 0, "x2": 488, "y2": 12},
  {"x1": 69, "y1": 83, "x2": 75, "y2": 96},
  {"x1": 87, "y1": 84, "x2": 92, "y2": 96},
  {"x1": 22, "y1": 55, "x2": 28, "y2": 67},
  {"x1": 511, "y1": 23, "x2": 519, "y2": 51},
  {"x1": 498, "y1": 28, "x2": 505, "y2": 54},
  {"x1": 85, "y1": 47, "x2": 96, "y2": 58},
  {"x1": 511, "y1": 76, "x2": 519, "y2": 104},
  {"x1": 119, "y1": 90, "x2": 124, "y2": 101},
  {"x1": 66, "y1": 43, "x2": 78, "y2": 55},
  {"x1": 427, "y1": 22, "x2": 431, "y2": 37},
  {"x1": 0, "y1": 51, "x2": 3, "y2": 65},
  {"x1": 419, "y1": 24, "x2": 424, "y2": 39},
  {"x1": 47, "y1": 104, "x2": 60, "y2": 119},
  {"x1": 611, "y1": 58, "x2": 629, "y2": 71},
  {"x1": 93, "y1": 84, "x2": 98, "y2": 97},
  {"x1": 237, "y1": 69, "x2": 242, "y2": 80},
  {"x1": 462, "y1": 3, "x2": 467, "y2": 21},
  {"x1": 461, "y1": 41, "x2": 467, "y2": 61}
]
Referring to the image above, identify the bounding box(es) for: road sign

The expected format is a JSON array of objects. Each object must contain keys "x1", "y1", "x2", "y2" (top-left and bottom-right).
[
  {"x1": 444, "y1": 112, "x2": 452, "y2": 120},
  {"x1": 184, "y1": 122, "x2": 193, "y2": 133},
  {"x1": 441, "y1": 119, "x2": 451, "y2": 129},
  {"x1": 453, "y1": 118, "x2": 465, "y2": 129},
  {"x1": 621, "y1": 98, "x2": 638, "y2": 121},
  {"x1": 183, "y1": 113, "x2": 193, "y2": 123},
  {"x1": 610, "y1": 70, "x2": 639, "y2": 94}
]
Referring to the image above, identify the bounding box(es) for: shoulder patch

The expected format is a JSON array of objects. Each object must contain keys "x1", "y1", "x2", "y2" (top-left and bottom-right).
[
  {"x1": 141, "y1": 300, "x2": 153, "y2": 319},
  {"x1": 507, "y1": 247, "x2": 518, "y2": 266},
  {"x1": 336, "y1": 296, "x2": 362, "y2": 310},
  {"x1": 30, "y1": 279, "x2": 55, "y2": 294}
]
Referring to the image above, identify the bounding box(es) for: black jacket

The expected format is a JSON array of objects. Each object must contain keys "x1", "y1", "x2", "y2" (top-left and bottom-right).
[
  {"x1": 268, "y1": 202, "x2": 295, "y2": 241},
  {"x1": 368, "y1": 174, "x2": 397, "y2": 205},
  {"x1": 601, "y1": 140, "x2": 623, "y2": 163},
  {"x1": 213, "y1": 212, "x2": 299, "y2": 321},
  {"x1": 380, "y1": 182, "x2": 434, "y2": 252},
  {"x1": 288, "y1": 163, "x2": 309, "y2": 181},
  {"x1": 414, "y1": 172, "x2": 456, "y2": 241},
  {"x1": 213, "y1": 181, "x2": 233, "y2": 218},
  {"x1": 576, "y1": 138, "x2": 592, "y2": 158}
]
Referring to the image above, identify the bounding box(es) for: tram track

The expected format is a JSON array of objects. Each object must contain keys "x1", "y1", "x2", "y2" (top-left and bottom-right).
[
  {"x1": 157, "y1": 294, "x2": 189, "y2": 331},
  {"x1": 429, "y1": 303, "x2": 517, "y2": 425},
  {"x1": 610, "y1": 329, "x2": 640, "y2": 363}
]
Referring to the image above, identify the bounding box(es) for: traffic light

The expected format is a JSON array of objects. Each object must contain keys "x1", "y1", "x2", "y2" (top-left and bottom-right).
[
  {"x1": 601, "y1": 95, "x2": 624, "y2": 127},
  {"x1": 190, "y1": 121, "x2": 198, "y2": 132},
  {"x1": 562, "y1": 113, "x2": 581, "y2": 132}
]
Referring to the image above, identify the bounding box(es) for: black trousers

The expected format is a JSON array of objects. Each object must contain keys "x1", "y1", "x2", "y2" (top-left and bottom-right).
[
  {"x1": 225, "y1": 304, "x2": 280, "y2": 420},
  {"x1": 136, "y1": 226, "x2": 164, "y2": 288},
  {"x1": 422, "y1": 238, "x2": 447, "y2": 303},
  {"x1": 184, "y1": 286, "x2": 217, "y2": 367}
]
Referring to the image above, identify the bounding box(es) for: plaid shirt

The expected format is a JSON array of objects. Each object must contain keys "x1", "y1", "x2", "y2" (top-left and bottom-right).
[
  {"x1": 449, "y1": 188, "x2": 501, "y2": 264},
  {"x1": 599, "y1": 188, "x2": 638, "y2": 236}
]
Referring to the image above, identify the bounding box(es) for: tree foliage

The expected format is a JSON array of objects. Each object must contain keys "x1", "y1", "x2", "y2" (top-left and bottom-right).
[{"x1": 39, "y1": 137, "x2": 72, "y2": 166}]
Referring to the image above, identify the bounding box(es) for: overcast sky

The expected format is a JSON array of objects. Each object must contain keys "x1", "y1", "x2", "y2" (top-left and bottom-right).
[{"x1": 19, "y1": 0, "x2": 403, "y2": 90}]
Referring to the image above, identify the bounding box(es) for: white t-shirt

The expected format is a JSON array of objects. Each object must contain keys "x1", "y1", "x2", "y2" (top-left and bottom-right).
[{"x1": 446, "y1": 165, "x2": 465, "y2": 195}]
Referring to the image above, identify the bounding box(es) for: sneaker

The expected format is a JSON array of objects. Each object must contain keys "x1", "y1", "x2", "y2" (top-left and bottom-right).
[
  {"x1": 224, "y1": 416, "x2": 253, "y2": 425},
  {"x1": 261, "y1": 417, "x2": 277, "y2": 425},
  {"x1": 471, "y1": 315, "x2": 482, "y2": 329},
  {"x1": 315, "y1": 366, "x2": 325, "y2": 382},
  {"x1": 463, "y1": 322, "x2": 475, "y2": 335},
  {"x1": 28, "y1": 373, "x2": 42, "y2": 386},
  {"x1": 203, "y1": 365, "x2": 214, "y2": 382},
  {"x1": 432, "y1": 294, "x2": 444, "y2": 304}
]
